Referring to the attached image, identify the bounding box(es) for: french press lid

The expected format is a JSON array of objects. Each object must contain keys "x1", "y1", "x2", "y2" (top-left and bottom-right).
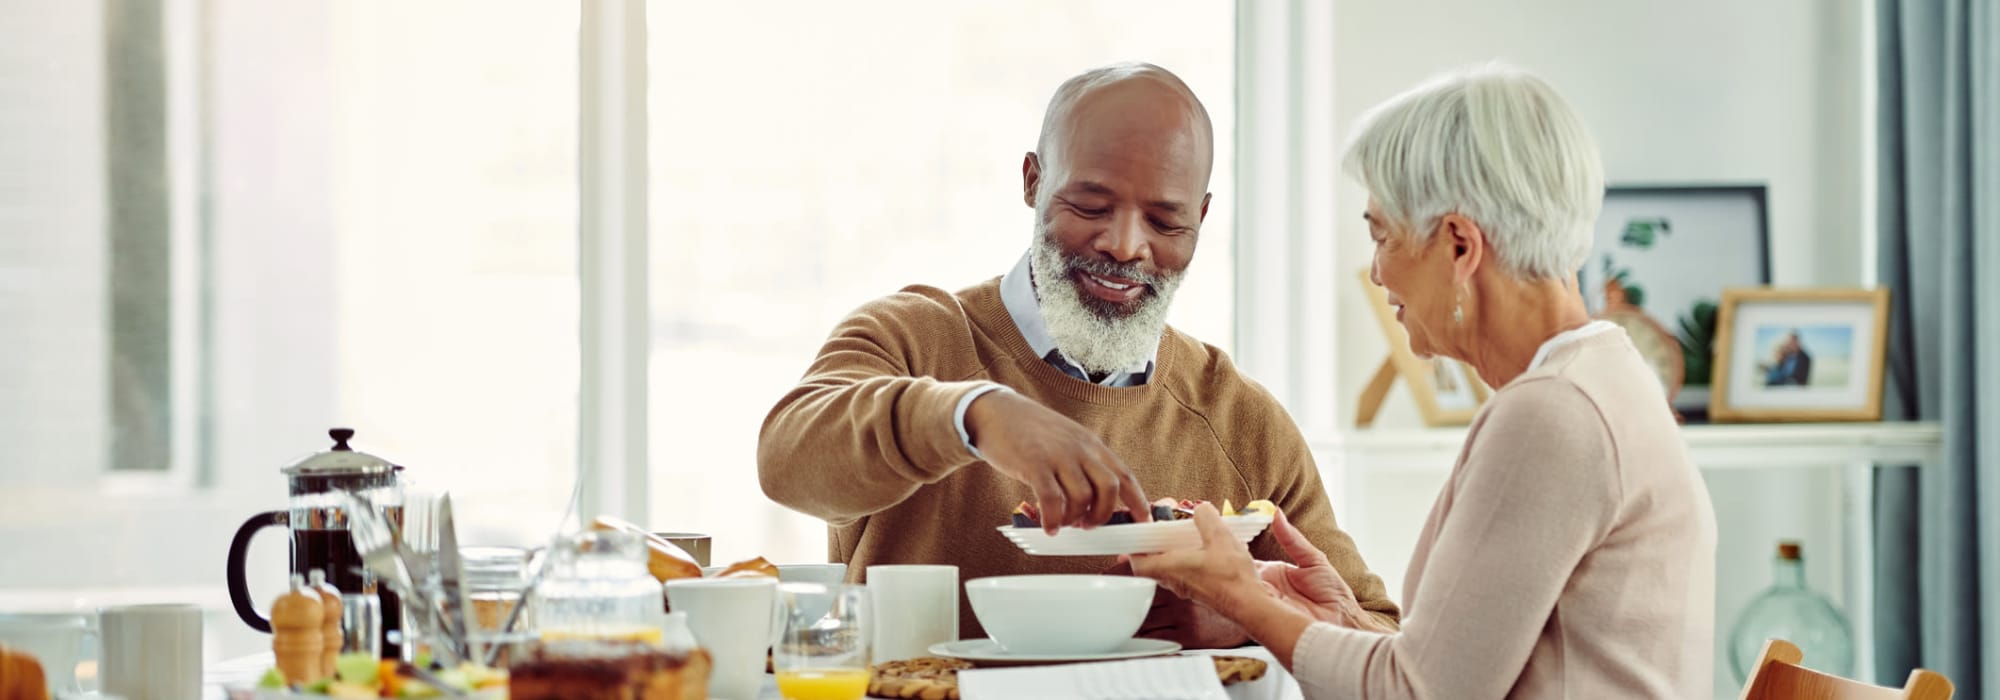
[
  {"x1": 284, "y1": 428, "x2": 396, "y2": 476},
  {"x1": 281, "y1": 429, "x2": 400, "y2": 498}
]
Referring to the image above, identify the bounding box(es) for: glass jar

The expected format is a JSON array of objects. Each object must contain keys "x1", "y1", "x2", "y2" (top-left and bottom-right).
[
  {"x1": 463, "y1": 546, "x2": 532, "y2": 633},
  {"x1": 532, "y1": 529, "x2": 665, "y2": 644},
  {"x1": 1728, "y1": 541, "x2": 1854, "y2": 682}
]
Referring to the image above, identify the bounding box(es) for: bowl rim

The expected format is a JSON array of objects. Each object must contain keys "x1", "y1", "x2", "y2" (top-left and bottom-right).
[{"x1": 964, "y1": 574, "x2": 1158, "y2": 591}]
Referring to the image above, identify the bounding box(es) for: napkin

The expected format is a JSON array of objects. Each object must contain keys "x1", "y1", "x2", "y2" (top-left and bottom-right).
[{"x1": 959, "y1": 656, "x2": 1230, "y2": 700}]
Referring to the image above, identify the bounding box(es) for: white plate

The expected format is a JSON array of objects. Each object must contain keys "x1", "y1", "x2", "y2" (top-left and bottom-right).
[
  {"x1": 928, "y1": 637, "x2": 1182, "y2": 666},
  {"x1": 996, "y1": 515, "x2": 1272, "y2": 556}
]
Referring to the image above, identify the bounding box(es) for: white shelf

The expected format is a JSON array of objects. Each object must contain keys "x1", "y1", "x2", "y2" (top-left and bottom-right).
[{"x1": 1328, "y1": 421, "x2": 1944, "y2": 472}]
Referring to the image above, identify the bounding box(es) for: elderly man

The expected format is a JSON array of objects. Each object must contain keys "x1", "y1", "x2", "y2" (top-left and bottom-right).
[{"x1": 758, "y1": 62, "x2": 1397, "y2": 646}]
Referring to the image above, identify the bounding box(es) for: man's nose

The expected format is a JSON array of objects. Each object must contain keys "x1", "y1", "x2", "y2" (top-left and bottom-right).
[{"x1": 1093, "y1": 210, "x2": 1148, "y2": 263}]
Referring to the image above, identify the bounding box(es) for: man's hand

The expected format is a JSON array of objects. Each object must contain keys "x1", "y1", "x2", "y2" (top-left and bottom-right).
[
  {"x1": 1102, "y1": 558, "x2": 1252, "y2": 649},
  {"x1": 966, "y1": 390, "x2": 1152, "y2": 534}
]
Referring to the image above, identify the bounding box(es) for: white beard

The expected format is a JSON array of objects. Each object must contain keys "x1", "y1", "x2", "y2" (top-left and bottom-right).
[{"x1": 1028, "y1": 230, "x2": 1185, "y2": 376}]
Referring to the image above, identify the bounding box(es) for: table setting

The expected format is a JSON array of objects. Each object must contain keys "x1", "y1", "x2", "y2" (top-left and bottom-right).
[{"x1": 1, "y1": 429, "x2": 1304, "y2": 700}]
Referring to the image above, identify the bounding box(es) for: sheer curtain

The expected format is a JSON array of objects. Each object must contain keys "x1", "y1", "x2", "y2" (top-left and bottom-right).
[{"x1": 1872, "y1": 0, "x2": 2000, "y2": 691}]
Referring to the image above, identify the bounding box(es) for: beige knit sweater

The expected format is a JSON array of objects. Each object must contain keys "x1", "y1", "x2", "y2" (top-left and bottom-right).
[
  {"x1": 758, "y1": 278, "x2": 1400, "y2": 637},
  {"x1": 1293, "y1": 330, "x2": 1716, "y2": 698}
]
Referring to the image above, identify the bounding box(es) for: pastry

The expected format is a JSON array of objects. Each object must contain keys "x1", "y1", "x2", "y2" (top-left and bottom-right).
[
  {"x1": 0, "y1": 644, "x2": 50, "y2": 700},
  {"x1": 868, "y1": 657, "x2": 973, "y2": 699},
  {"x1": 717, "y1": 556, "x2": 779, "y2": 579},
  {"x1": 591, "y1": 515, "x2": 703, "y2": 582},
  {"x1": 509, "y1": 640, "x2": 710, "y2": 700}
]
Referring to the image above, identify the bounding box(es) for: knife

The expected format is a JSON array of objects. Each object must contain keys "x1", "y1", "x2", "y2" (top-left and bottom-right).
[{"x1": 435, "y1": 493, "x2": 472, "y2": 665}]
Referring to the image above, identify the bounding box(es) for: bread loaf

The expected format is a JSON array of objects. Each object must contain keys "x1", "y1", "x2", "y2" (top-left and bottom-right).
[
  {"x1": 0, "y1": 644, "x2": 50, "y2": 700},
  {"x1": 589, "y1": 515, "x2": 702, "y2": 582},
  {"x1": 717, "y1": 556, "x2": 778, "y2": 579}
]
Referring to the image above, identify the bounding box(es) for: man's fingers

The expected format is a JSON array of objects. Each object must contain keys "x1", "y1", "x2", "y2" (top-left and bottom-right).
[
  {"x1": 1034, "y1": 475, "x2": 1067, "y2": 536},
  {"x1": 1114, "y1": 463, "x2": 1152, "y2": 522},
  {"x1": 1271, "y1": 509, "x2": 1332, "y2": 568},
  {"x1": 1055, "y1": 463, "x2": 1095, "y2": 530},
  {"x1": 1079, "y1": 459, "x2": 1120, "y2": 528}
]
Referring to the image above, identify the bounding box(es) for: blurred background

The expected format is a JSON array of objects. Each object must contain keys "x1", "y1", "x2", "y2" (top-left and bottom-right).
[{"x1": 2, "y1": 1, "x2": 1991, "y2": 698}]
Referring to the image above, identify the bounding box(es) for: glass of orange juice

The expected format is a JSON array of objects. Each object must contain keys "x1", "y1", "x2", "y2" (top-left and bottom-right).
[{"x1": 774, "y1": 583, "x2": 870, "y2": 700}]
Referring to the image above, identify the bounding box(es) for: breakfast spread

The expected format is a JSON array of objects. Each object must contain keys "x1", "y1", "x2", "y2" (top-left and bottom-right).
[
  {"x1": 863, "y1": 655, "x2": 1269, "y2": 698},
  {"x1": 0, "y1": 644, "x2": 49, "y2": 700},
  {"x1": 508, "y1": 640, "x2": 712, "y2": 700},
  {"x1": 252, "y1": 654, "x2": 506, "y2": 698},
  {"x1": 1010, "y1": 498, "x2": 1279, "y2": 528}
]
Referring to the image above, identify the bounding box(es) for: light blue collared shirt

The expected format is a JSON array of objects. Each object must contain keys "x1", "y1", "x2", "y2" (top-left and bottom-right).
[{"x1": 953, "y1": 252, "x2": 1159, "y2": 459}]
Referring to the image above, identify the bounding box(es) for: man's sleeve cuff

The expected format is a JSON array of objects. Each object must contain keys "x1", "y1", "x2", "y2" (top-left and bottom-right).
[{"x1": 953, "y1": 383, "x2": 1012, "y2": 461}]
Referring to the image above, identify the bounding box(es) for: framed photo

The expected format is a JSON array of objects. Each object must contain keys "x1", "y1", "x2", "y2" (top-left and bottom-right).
[
  {"x1": 1354, "y1": 270, "x2": 1492, "y2": 427},
  {"x1": 1710, "y1": 287, "x2": 1890, "y2": 422},
  {"x1": 1582, "y1": 184, "x2": 1770, "y2": 416}
]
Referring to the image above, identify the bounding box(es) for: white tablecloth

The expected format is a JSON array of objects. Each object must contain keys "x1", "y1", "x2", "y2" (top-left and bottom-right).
[{"x1": 205, "y1": 646, "x2": 1302, "y2": 700}]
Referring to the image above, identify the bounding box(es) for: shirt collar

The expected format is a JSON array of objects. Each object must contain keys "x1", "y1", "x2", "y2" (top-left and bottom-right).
[
  {"x1": 1526, "y1": 320, "x2": 1619, "y2": 372},
  {"x1": 999, "y1": 251, "x2": 1156, "y2": 385}
]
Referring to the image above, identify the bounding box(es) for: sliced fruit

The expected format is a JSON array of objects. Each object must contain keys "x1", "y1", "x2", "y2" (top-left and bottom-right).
[{"x1": 1239, "y1": 499, "x2": 1278, "y2": 517}]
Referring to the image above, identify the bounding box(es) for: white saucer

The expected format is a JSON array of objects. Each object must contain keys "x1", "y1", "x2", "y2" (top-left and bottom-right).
[{"x1": 927, "y1": 637, "x2": 1182, "y2": 666}]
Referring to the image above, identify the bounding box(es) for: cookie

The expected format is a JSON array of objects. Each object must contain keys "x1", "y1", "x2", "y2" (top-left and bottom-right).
[
  {"x1": 1210, "y1": 655, "x2": 1270, "y2": 686},
  {"x1": 868, "y1": 657, "x2": 974, "y2": 699}
]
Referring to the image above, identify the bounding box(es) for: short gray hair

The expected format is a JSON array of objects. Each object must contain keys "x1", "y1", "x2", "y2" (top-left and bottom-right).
[{"x1": 1341, "y1": 64, "x2": 1604, "y2": 281}]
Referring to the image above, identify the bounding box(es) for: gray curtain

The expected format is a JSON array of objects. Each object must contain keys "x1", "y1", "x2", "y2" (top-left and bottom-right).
[{"x1": 1873, "y1": 0, "x2": 2000, "y2": 693}]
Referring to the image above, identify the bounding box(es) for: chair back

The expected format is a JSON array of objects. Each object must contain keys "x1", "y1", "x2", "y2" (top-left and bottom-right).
[{"x1": 1738, "y1": 639, "x2": 1954, "y2": 700}]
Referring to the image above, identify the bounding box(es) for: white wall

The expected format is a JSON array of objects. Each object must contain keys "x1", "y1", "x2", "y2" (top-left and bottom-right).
[{"x1": 1325, "y1": 1, "x2": 1870, "y2": 696}]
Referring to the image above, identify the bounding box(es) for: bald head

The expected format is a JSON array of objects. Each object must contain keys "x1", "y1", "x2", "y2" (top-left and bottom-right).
[{"x1": 1033, "y1": 62, "x2": 1215, "y2": 206}]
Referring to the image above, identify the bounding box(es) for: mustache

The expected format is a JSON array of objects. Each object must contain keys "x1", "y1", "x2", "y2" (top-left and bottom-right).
[{"x1": 1061, "y1": 254, "x2": 1164, "y2": 293}]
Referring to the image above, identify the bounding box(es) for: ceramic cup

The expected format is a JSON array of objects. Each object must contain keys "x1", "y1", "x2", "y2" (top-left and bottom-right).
[
  {"x1": 665, "y1": 577, "x2": 780, "y2": 700},
  {"x1": 99, "y1": 603, "x2": 202, "y2": 700},
  {"x1": 865, "y1": 565, "x2": 958, "y2": 662}
]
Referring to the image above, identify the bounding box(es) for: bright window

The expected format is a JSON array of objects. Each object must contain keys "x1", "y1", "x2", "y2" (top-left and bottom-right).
[{"x1": 645, "y1": 1, "x2": 1236, "y2": 564}]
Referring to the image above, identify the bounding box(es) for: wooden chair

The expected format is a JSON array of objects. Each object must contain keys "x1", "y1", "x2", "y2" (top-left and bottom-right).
[{"x1": 1738, "y1": 639, "x2": 1954, "y2": 699}]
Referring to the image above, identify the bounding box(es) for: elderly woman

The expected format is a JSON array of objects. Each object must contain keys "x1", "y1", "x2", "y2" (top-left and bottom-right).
[{"x1": 1129, "y1": 66, "x2": 1717, "y2": 698}]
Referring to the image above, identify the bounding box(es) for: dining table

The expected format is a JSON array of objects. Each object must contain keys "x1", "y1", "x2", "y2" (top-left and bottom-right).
[{"x1": 202, "y1": 645, "x2": 1304, "y2": 700}]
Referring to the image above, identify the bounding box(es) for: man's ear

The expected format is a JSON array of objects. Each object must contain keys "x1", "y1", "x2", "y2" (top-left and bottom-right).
[
  {"x1": 1022, "y1": 152, "x2": 1042, "y2": 209},
  {"x1": 1198, "y1": 193, "x2": 1212, "y2": 223},
  {"x1": 1440, "y1": 213, "x2": 1487, "y2": 287}
]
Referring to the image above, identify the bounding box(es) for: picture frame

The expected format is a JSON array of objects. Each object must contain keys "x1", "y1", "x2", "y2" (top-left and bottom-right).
[
  {"x1": 1354, "y1": 270, "x2": 1492, "y2": 427},
  {"x1": 1583, "y1": 184, "x2": 1770, "y2": 417},
  {"x1": 1710, "y1": 287, "x2": 1890, "y2": 423}
]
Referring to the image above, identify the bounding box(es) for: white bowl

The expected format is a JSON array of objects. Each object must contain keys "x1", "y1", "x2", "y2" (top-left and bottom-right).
[{"x1": 964, "y1": 575, "x2": 1155, "y2": 655}]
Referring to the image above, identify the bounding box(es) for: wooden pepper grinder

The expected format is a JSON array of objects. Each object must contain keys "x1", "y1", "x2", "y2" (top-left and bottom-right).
[
  {"x1": 308, "y1": 569, "x2": 344, "y2": 672},
  {"x1": 271, "y1": 573, "x2": 325, "y2": 684}
]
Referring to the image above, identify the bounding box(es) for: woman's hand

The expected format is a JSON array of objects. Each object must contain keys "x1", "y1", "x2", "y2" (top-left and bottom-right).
[
  {"x1": 1124, "y1": 504, "x2": 1267, "y2": 613},
  {"x1": 1254, "y1": 510, "x2": 1397, "y2": 633}
]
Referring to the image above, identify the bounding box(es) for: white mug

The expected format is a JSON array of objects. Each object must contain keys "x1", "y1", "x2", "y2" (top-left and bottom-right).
[
  {"x1": 99, "y1": 603, "x2": 202, "y2": 700},
  {"x1": 665, "y1": 578, "x2": 780, "y2": 700},
  {"x1": 866, "y1": 565, "x2": 958, "y2": 662},
  {"x1": 0, "y1": 613, "x2": 90, "y2": 694}
]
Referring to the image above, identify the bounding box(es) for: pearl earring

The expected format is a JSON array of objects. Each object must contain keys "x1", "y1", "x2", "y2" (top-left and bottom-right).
[{"x1": 1453, "y1": 287, "x2": 1466, "y2": 325}]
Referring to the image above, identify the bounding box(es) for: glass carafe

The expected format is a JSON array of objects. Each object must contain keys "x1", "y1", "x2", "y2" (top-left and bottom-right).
[
  {"x1": 532, "y1": 530, "x2": 665, "y2": 644},
  {"x1": 1729, "y1": 541, "x2": 1854, "y2": 681}
]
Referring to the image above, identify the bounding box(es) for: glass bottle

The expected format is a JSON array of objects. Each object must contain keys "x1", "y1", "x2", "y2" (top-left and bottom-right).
[
  {"x1": 1729, "y1": 541, "x2": 1854, "y2": 682},
  {"x1": 532, "y1": 530, "x2": 666, "y2": 645}
]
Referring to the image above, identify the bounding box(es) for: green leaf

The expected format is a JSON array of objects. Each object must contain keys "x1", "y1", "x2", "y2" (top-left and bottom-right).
[{"x1": 1624, "y1": 285, "x2": 1646, "y2": 308}]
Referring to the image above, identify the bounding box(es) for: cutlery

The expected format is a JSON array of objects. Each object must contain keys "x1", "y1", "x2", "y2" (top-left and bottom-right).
[{"x1": 481, "y1": 471, "x2": 583, "y2": 666}]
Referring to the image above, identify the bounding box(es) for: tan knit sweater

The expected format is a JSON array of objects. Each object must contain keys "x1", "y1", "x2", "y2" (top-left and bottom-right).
[
  {"x1": 758, "y1": 278, "x2": 1399, "y2": 637},
  {"x1": 1293, "y1": 330, "x2": 1716, "y2": 699}
]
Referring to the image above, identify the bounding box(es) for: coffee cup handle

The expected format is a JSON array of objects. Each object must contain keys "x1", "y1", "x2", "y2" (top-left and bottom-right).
[{"x1": 225, "y1": 510, "x2": 287, "y2": 633}]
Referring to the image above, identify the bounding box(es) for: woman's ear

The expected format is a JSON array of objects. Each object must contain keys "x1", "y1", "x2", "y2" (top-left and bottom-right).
[{"x1": 1440, "y1": 213, "x2": 1487, "y2": 287}]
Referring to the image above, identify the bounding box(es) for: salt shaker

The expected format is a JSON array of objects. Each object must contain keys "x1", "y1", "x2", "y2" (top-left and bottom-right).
[{"x1": 309, "y1": 568, "x2": 345, "y2": 669}]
